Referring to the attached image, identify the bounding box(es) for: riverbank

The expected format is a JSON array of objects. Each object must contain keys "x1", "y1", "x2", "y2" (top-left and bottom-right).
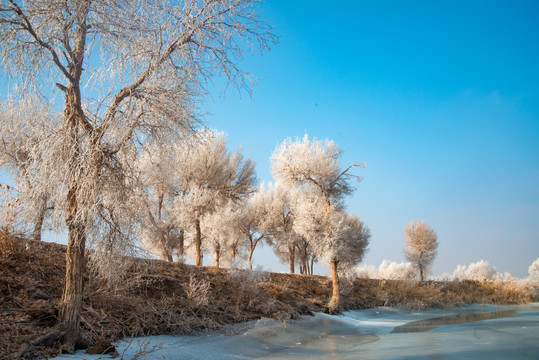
[
  {"x1": 1, "y1": 236, "x2": 537, "y2": 359},
  {"x1": 53, "y1": 303, "x2": 539, "y2": 360}
]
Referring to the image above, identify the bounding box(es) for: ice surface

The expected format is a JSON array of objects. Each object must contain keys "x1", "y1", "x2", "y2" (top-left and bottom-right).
[{"x1": 52, "y1": 303, "x2": 539, "y2": 360}]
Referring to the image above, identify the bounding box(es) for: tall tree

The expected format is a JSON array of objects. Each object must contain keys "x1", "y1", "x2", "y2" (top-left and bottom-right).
[
  {"x1": 271, "y1": 134, "x2": 368, "y2": 312},
  {"x1": 403, "y1": 220, "x2": 438, "y2": 282},
  {"x1": 0, "y1": 0, "x2": 274, "y2": 351}
]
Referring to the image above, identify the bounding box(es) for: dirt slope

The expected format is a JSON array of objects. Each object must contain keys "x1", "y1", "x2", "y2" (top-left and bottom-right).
[{"x1": 0, "y1": 235, "x2": 535, "y2": 359}]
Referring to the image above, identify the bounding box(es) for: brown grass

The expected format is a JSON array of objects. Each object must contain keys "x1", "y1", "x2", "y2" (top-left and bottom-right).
[{"x1": 1, "y1": 235, "x2": 537, "y2": 359}]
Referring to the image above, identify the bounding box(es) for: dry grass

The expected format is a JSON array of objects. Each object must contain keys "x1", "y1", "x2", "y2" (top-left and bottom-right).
[
  {"x1": 0, "y1": 227, "x2": 25, "y2": 261},
  {"x1": 1, "y1": 235, "x2": 537, "y2": 359}
]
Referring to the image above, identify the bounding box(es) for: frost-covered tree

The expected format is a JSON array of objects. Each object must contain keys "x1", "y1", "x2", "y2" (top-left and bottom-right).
[
  {"x1": 403, "y1": 220, "x2": 438, "y2": 282},
  {"x1": 295, "y1": 236, "x2": 317, "y2": 275},
  {"x1": 136, "y1": 143, "x2": 187, "y2": 262},
  {"x1": 355, "y1": 260, "x2": 415, "y2": 280},
  {"x1": 233, "y1": 183, "x2": 276, "y2": 269},
  {"x1": 271, "y1": 135, "x2": 363, "y2": 210},
  {"x1": 355, "y1": 264, "x2": 379, "y2": 279},
  {"x1": 463, "y1": 260, "x2": 498, "y2": 282},
  {"x1": 450, "y1": 260, "x2": 499, "y2": 282},
  {"x1": 259, "y1": 182, "x2": 300, "y2": 273},
  {"x1": 203, "y1": 200, "x2": 242, "y2": 268},
  {"x1": 294, "y1": 189, "x2": 370, "y2": 311},
  {"x1": 378, "y1": 260, "x2": 417, "y2": 281},
  {"x1": 529, "y1": 258, "x2": 539, "y2": 281},
  {"x1": 271, "y1": 134, "x2": 367, "y2": 312},
  {"x1": 175, "y1": 129, "x2": 256, "y2": 266},
  {"x1": 0, "y1": 98, "x2": 59, "y2": 241},
  {"x1": 0, "y1": 0, "x2": 275, "y2": 351}
]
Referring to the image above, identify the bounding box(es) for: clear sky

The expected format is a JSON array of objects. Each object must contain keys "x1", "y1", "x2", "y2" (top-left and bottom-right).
[
  {"x1": 1, "y1": 1, "x2": 538, "y2": 278},
  {"x1": 204, "y1": 0, "x2": 539, "y2": 277}
]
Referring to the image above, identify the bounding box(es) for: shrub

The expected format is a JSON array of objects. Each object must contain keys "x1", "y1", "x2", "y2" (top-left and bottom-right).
[
  {"x1": 184, "y1": 274, "x2": 211, "y2": 309},
  {"x1": 0, "y1": 226, "x2": 24, "y2": 261}
]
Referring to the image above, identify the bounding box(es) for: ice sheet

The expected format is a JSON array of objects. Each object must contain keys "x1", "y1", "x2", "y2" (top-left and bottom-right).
[{"x1": 52, "y1": 303, "x2": 539, "y2": 360}]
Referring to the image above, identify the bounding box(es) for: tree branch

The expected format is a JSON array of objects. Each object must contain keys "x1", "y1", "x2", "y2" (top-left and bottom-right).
[{"x1": 7, "y1": 0, "x2": 73, "y2": 82}]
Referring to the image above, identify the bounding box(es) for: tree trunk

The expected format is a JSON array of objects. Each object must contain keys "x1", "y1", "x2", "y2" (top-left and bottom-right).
[
  {"x1": 310, "y1": 258, "x2": 314, "y2": 275},
  {"x1": 178, "y1": 229, "x2": 184, "y2": 257},
  {"x1": 248, "y1": 244, "x2": 255, "y2": 270},
  {"x1": 56, "y1": 75, "x2": 88, "y2": 352},
  {"x1": 215, "y1": 246, "x2": 220, "y2": 268},
  {"x1": 57, "y1": 184, "x2": 86, "y2": 353},
  {"x1": 32, "y1": 200, "x2": 47, "y2": 242},
  {"x1": 288, "y1": 245, "x2": 295, "y2": 274},
  {"x1": 419, "y1": 267, "x2": 424, "y2": 282},
  {"x1": 167, "y1": 253, "x2": 173, "y2": 262},
  {"x1": 327, "y1": 259, "x2": 340, "y2": 313},
  {"x1": 195, "y1": 219, "x2": 203, "y2": 266}
]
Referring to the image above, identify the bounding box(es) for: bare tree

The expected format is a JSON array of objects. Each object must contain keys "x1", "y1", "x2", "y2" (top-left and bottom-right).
[
  {"x1": 174, "y1": 129, "x2": 256, "y2": 266},
  {"x1": 0, "y1": 0, "x2": 275, "y2": 351},
  {"x1": 403, "y1": 220, "x2": 438, "y2": 282},
  {"x1": 271, "y1": 134, "x2": 367, "y2": 311}
]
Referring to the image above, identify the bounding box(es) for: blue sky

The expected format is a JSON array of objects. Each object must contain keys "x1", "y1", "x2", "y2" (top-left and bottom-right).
[
  {"x1": 1, "y1": 1, "x2": 537, "y2": 278},
  {"x1": 204, "y1": 0, "x2": 539, "y2": 277}
]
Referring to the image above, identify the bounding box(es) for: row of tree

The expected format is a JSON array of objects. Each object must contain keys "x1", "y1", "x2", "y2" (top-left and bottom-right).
[
  {"x1": 1, "y1": 113, "x2": 372, "y2": 305},
  {"x1": 0, "y1": 0, "x2": 369, "y2": 351},
  {"x1": 358, "y1": 257, "x2": 539, "y2": 283}
]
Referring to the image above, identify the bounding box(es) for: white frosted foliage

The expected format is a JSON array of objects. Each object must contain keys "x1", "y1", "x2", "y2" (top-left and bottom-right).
[{"x1": 529, "y1": 258, "x2": 539, "y2": 280}]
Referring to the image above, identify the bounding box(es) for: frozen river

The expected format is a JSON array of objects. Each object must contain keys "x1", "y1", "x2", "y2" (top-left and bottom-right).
[{"x1": 54, "y1": 303, "x2": 539, "y2": 359}]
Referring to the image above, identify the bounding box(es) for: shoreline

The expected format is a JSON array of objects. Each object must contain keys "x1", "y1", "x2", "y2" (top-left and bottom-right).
[
  {"x1": 1, "y1": 239, "x2": 537, "y2": 359},
  {"x1": 53, "y1": 303, "x2": 539, "y2": 360}
]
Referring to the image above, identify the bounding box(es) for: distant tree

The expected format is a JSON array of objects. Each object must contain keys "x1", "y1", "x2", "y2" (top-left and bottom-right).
[
  {"x1": 203, "y1": 201, "x2": 242, "y2": 268},
  {"x1": 450, "y1": 260, "x2": 499, "y2": 282},
  {"x1": 175, "y1": 129, "x2": 256, "y2": 266},
  {"x1": 0, "y1": 98, "x2": 59, "y2": 241},
  {"x1": 0, "y1": 0, "x2": 275, "y2": 351},
  {"x1": 464, "y1": 260, "x2": 498, "y2": 282},
  {"x1": 355, "y1": 264, "x2": 379, "y2": 279},
  {"x1": 378, "y1": 260, "x2": 416, "y2": 281},
  {"x1": 136, "y1": 144, "x2": 185, "y2": 262},
  {"x1": 271, "y1": 134, "x2": 367, "y2": 312},
  {"x1": 295, "y1": 236, "x2": 317, "y2": 275},
  {"x1": 403, "y1": 220, "x2": 438, "y2": 281},
  {"x1": 529, "y1": 258, "x2": 539, "y2": 281},
  {"x1": 234, "y1": 183, "x2": 275, "y2": 270},
  {"x1": 259, "y1": 182, "x2": 301, "y2": 273}
]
